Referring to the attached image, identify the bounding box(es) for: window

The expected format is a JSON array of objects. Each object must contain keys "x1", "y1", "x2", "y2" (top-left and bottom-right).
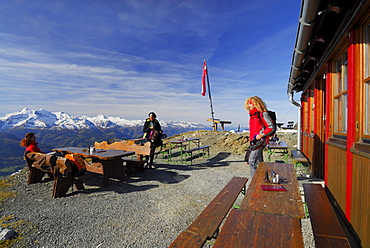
[
  {"x1": 366, "y1": 24, "x2": 370, "y2": 78},
  {"x1": 333, "y1": 53, "x2": 348, "y2": 134}
]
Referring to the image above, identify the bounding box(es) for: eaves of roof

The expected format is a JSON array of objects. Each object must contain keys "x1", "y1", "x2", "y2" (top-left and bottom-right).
[{"x1": 287, "y1": 0, "x2": 364, "y2": 95}]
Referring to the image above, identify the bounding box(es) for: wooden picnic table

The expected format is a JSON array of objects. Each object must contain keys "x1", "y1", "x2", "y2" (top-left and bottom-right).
[
  {"x1": 266, "y1": 140, "x2": 289, "y2": 162},
  {"x1": 52, "y1": 147, "x2": 135, "y2": 187},
  {"x1": 206, "y1": 118, "x2": 232, "y2": 131},
  {"x1": 212, "y1": 162, "x2": 305, "y2": 247},
  {"x1": 240, "y1": 162, "x2": 305, "y2": 218},
  {"x1": 168, "y1": 138, "x2": 201, "y2": 163}
]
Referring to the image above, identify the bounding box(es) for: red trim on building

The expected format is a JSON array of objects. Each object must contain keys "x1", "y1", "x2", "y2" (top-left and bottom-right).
[
  {"x1": 345, "y1": 30, "x2": 356, "y2": 221},
  {"x1": 324, "y1": 63, "x2": 331, "y2": 183}
]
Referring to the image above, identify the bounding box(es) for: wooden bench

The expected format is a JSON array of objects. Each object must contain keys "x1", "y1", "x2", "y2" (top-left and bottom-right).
[
  {"x1": 24, "y1": 152, "x2": 84, "y2": 197},
  {"x1": 303, "y1": 184, "x2": 351, "y2": 247},
  {"x1": 292, "y1": 150, "x2": 309, "y2": 166},
  {"x1": 169, "y1": 177, "x2": 248, "y2": 248},
  {"x1": 94, "y1": 139, "x2": 151, "y2": 157},
  {"x1": 95, "y1": 139, "x2": 152, "y2": 173},
  {"x1": 183, "y1": 145, "x2": 211, "y2": 165},
  {"x1": 121, "y1": 157, "x2": 145, "y2": 175}
]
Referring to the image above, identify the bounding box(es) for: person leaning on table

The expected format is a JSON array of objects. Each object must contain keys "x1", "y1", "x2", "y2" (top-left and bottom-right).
[
  {"x1": 142, "y1": 112, "x2": 162, "y2": 169},
  {"x1": 244, "y1": 96, "x2": 275, "y2": 177}
]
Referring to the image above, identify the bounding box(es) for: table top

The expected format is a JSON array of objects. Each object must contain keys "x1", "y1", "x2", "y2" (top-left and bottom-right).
[
  {"x1": 267, "y1": 140, "x2": 288, "y2": 149},
  {"x1": 169, "y1": 137, "x2": 201, "y2": 144},
  {"x1": 240, "y1": 162, "x2": 305, "y2": 219},
  {"x1": 212, "y1": 209, "x2": 303, "y2": 248},
  {"x1": 52, "y1": 147, "x2": 135, "y2": 160}
]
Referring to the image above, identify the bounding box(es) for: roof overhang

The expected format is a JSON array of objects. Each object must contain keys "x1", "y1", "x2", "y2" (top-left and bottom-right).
[{"x1": 287, "y1": 0, "x2": 364, "y2": 95}]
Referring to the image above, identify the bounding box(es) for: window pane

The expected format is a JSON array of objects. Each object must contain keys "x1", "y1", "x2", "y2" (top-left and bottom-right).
[
  {"x1": 334, "y1": 98, "x2": 339, "y2": 132},
  {"x1": 333, "y1": 54, "x2": 347, "y2": 134},
  {"x1": 343, "y1": 93, "x2": 348, "y2": 133},
  {"x1": 335, "y1": 59, "x2": 342, "y2": 95}
]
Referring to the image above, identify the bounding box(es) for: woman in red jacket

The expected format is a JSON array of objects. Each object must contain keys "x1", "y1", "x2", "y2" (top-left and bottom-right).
[
  {"x1": 20, "y1": 132, "x2": 85, "y2": 176},
  {"x1": 20, "y1": 132, "x2": 44, "y2": 153},
  {"x1": 244, "y1": 96, "x2": 275, "y2": 177}
]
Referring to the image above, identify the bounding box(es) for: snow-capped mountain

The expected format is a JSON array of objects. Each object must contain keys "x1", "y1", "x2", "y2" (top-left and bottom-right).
[{"x1": 0, "y1": 108, "x2": 208, "y2": 131}]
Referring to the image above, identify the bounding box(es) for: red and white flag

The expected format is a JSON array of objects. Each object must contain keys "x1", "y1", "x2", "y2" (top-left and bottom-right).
[{"x1": 201, "y1": 60, "x2": 207, "y2": 96}]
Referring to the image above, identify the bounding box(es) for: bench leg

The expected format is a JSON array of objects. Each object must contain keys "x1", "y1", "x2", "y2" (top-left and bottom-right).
[
  {"x1": 183, "y1": 152, "x2": 193, "y2": 165},
  {"x1": 28, "y1": 168, "x2": 47, "y2": 184},
  {"x1": 283, "y1": 153, "x2": 289, "y2": 163},
  {"x1": 52, "y1": 173, "x2": 73, "y2": 198},
  {"x1": 160, "y1": 149, "x2": 171, "y2": 161},
  {"x1": 203, "y1": 147, "x2": 210, "y2": 158},
  {"x1": 73, "y1": 178, "x2": 85, "y2": 190},
  {"x1": 266, "y1": 149, "x2": 273, "y2": 162}
]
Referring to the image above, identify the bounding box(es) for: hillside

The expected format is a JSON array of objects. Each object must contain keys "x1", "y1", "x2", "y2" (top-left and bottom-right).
[
  {"x1": 165, "y1": 130, "x2": 298, "y2": 155},
  {"x1": 0, "y1": 133, "x2": 25, "y2": 178}
]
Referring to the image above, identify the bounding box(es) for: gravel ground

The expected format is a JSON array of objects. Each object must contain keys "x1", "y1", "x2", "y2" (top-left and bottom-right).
[{"x1": 0, "y1": 131, "x2": 317, "y2": 248}]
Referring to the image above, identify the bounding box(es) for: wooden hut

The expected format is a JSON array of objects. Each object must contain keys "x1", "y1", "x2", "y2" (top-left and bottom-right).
[{"x1": 288, "y1": 0, "x2": 370, "y2": 247}]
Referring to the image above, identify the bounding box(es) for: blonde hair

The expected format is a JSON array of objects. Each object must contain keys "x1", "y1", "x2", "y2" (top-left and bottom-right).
[{"x1": 244, "y1": 96, "x2": 267, "y2": 112}]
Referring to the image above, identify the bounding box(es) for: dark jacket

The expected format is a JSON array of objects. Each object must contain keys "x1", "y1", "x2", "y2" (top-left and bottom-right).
[{"x1": 143, "y1": 118, "x2": 162, "y2": 139}]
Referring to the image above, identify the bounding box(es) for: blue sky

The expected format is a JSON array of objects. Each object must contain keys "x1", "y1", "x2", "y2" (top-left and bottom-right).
[{"x1": 0, "y1": 0, "x2": 301, "y2": 129}]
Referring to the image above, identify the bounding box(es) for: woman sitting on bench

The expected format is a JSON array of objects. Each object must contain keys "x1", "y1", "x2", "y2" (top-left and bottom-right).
[{"x1": 20, "y1": 132, "x2": 85, "y2": 176}]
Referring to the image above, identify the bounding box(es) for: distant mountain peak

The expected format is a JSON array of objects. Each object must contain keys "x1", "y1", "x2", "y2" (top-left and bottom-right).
[{"x1": 0, "y1": 108, "x2": 208, "y2": 131}]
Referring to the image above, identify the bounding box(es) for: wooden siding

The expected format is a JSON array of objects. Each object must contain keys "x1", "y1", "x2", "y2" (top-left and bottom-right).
[
  {"x1": 351, "y1": 154, "x2": 370, "y2": 247},
  {"x1": 291, "y1": 2, "x2": 370, "y2": 246},
  {"x1": 314, "y1": 80, "x2": 325, "y2": 178},
  {"x1": 327, "y1": 144, "x2": 347, "y2": 211}
]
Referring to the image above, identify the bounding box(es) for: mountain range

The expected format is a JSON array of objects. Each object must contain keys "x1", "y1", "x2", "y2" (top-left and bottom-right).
[
  {"x1": 0, "y1": 108, "x2": 208, "y2": 131},
  {"x1": 0, "y1": 108, "x2": 209, "y2": 178}
]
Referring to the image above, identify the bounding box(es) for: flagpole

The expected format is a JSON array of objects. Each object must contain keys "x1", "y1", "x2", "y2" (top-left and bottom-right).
[{"x1": 204, "y1": 60, "x2": 216, "y2": 130}]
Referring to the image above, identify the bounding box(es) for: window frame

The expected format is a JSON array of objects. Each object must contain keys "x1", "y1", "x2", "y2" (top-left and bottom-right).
[{"x1": 332, "y1": 52, "x2": 348, "y2": 136}]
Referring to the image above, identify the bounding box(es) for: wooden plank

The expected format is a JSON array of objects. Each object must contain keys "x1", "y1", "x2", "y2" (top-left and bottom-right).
[
  {"x1": 186, "y1": 177, "x2": 248, "y2": 237},
  {"x1": 303, "y1": 184, "x2": 351, "y2": 247},
  {"x1": 240, "y1": 162, "x2": 305, "y2": 219},
  {"x1": 85, "y1": 162, "x2": 104, "y2": 174},
  {"x1": 168, "y1": 231, "x2": 207, "y2": 248},
  {"x1": 292, "y1": 150, "x2": 308, "y2": 163},
  {"x1": 183, "y1": 145, "x2": 211, "y2": 153},
  {"x1": 212, "y1": 209, "x2": 303, "y2": 248},
  {"x1": 94, "y1": 140, "x2": 151, "y2": 156},
  {"x1": 267, "y1": 140, "x2": 289, "y2": 149},
  {"x1": 206, "y1": 118, "x2": 231, "y2": 124}
]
